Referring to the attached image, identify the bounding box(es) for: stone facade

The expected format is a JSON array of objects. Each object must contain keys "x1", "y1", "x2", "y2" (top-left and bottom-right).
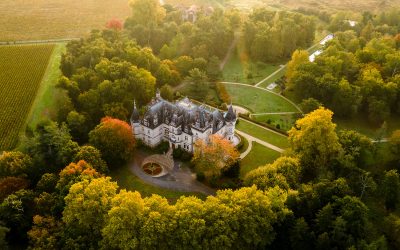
[{"x1": 130, "y1": 91, "x2": 236, "y2": 152}]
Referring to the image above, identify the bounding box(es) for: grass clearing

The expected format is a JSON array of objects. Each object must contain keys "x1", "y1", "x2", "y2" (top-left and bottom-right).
[
  {"x1": 240, "y1": 142, "x2": 281, "y2": 178},
  {"x1": 251, "y1": 113, "x2": 298, "y2": 131},
  {"x1": 0, "y1": 0, "x2": 130, "y2": 41},
  {"x1": 236, "y1": 119, "x2": 289, "y2": 148},
  {"x1": 335, "y1": 115, "x2": 400, "y2": 139},
  {"x1": 222, "y1": 52, "x2": 281, "y2": 85},
  {"x1": 110, "y1": 165, "x2": 206, "y2": 202},
  {"x1": 0, "y1": 44, "x2": 54, "y2": 150},
  {"x1": 224, "y1": 83, "x2": 299, "y2": 113},
  {"x1": 27, "y1": 43, "x2": 66, "y2": 128}
]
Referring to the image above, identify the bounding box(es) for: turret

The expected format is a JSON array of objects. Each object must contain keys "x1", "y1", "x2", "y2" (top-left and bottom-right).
[
  {"x1": 130, "y1": 100, "x2": 140, "y2": 124},
  {"x1": 224, "y1": 104, "x2": 237, "y2": 122},
  {"x1": 224, "y1": 104, "x2": 236, "y2": 142},
  {"x1": 156, "y1": 88, "x2": 161, "y2": 99}
]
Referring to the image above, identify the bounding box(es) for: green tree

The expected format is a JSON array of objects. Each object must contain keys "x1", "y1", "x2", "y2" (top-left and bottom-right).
[
  {"x1": 381, "y1": 170, "x2": 400, "y2": 210},
  {"x1": 299, "y1": 98, "x2": 322, "y2": 114},
  {"x1": 160, "y1": 84, "x2": 174, "y2": 101},
  {"x1": 74, "y1": 146, "x2": 108, "y2": 174}
]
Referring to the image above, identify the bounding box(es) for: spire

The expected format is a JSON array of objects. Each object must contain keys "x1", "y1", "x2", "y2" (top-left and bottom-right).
[
  {"x1": 130, "y1": 100, "x2": 140, "y2": 123},
  {"x1": 225, "y1": 103, "x2": 236, "y2": 122}
]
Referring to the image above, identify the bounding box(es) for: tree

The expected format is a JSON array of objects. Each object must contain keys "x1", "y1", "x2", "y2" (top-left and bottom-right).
[
  {"x1": 288, "y1": 108, "x2": 342, "y2": 180},
  {"x1": 0, "y1": 177, "x2": 29, "y2": 201},
  {"x1": 381, "y1": 170, "x2": 400, "y2": 210},
  {"x1": 389, "y1": 130, "x2": 400, "y2": 159},
  {"x1": 28, "y1": 215, "x2": 62, "y2": 250},
  {"x1": 187, "y1": 68, "x2": 208, "y2": 99},
  {"x1": 0, "y1": 151, "x2": 32, "y2": 178},
  {"x1": 299, "y1": 98, "x2": 322, "y2": 114},
  {"x1": 73, "y1": 146, "x2": 108, "y2": 173},
  {"x1": 160, "y1": 84, "x2": 174, "y2": 101},
  {"x1": 66, "y1": 111, "x2": 88, "y2": 143},
  {"x1": 101, "y1": 190, "x2": 145, "y2": 249},
  {"x1": 62, "y1": 177, "x2": 118, "y2": 249},
  {"x1": 286, "y1": 50, "x2": 309, "y2": 85},
  {"x1": 89, "y1": 117, "x2": 135, "y2": 167},
  {"x1": 24, "y1": 121, "x2": 80, "y2": 178},
  {"x1": 192, "y1": 135, "x2": 239, "y2": 178}
]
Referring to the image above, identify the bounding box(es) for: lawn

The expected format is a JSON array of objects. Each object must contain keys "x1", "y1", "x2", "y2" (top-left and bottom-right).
[
  {"x1": 251, "y1": 113, "x2": 299, "y2": 131},
  {"x1": 0, "y1": 44, "x2": 54, "y2": 150},
  {"x1": 0, "y1": 0, "x2": 130, "y2": 41},
  {"x1": 236, "y1": 119, "x2": 289, "y2": 148},
  {"x1": 27, "y1": 43, "x2": 66, "y2": 128},
  {"x1": 222, "y1": 52, "x2": 281, "y2": 85},
  {"x1": 110, "y1": 165, "x2": 207, "y2": 202},
  {"x1": 224, "y1": 83, "x2": 299, "y2": 113},
  {"x1": 240, "y1": 142, "x2": 281, "y2": 178}
]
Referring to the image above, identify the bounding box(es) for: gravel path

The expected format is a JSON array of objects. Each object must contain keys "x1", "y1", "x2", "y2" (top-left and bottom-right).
[{"x1": 129, "y1": 151, "x2": 215, "y2": 196}]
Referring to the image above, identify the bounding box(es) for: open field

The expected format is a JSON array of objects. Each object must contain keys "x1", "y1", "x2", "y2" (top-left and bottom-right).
[
  {"x1": 0, "y1": 0, "x2": 130, "y2": 41},
  {"x1": 0, "y1": 44, "x2": 54, "y2": 151},
  {"x1": 27, "y1": 43, "x2": 66, "y2": 129},
  {"x1": 222, "y1": 52, "x2": 281, "y2": 85},
  {"x1": 240, "y1": 142, "x2": 281, "y2": 178},
  {"x1": 224, "y1": 83, "x2": 299, "y2": 113},
  {"x1": 236, "y1": 119, "x2": 289, "y2": 148},
  {"x1": 110, "y1": 165, "x2": 206, "y2": 202}
]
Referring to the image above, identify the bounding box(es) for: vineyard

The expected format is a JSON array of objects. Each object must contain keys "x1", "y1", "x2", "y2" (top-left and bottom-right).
[{"x1": 0, "y1": 44, "x2": 54, "y2": 150}]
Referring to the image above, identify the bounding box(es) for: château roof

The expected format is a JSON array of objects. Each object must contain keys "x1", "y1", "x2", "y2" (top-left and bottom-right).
[{"x1": 133, "y1": 95, "x2": 233, "y2": 135}]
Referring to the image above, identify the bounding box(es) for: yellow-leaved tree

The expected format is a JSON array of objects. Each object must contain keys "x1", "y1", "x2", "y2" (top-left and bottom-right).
[
  {"x1": 192, "y1": 135, "x2": 240, "y2": 178},
  {"x1": 286, "y1": 49, "x2": 309, "y2": 87},
  {"x1": 288, "y1": 107, "x2": 342, "y2": 181}
]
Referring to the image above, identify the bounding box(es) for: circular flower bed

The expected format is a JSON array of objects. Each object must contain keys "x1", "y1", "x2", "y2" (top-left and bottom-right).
[{"x1": 142, "y1": 162, "x2": 163, "y2": 176}]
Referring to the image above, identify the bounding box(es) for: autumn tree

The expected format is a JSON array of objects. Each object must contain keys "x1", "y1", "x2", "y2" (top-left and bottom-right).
[
  {"x1": 288, "y1": 108, "x2": 342, "y2": 180},
  {"x1": 73, "y1": 146, "x2": 108, "y2": 173},
  {"x1": 244, "y1": 156, "x2": 301, "y2": 190},
  {"x1": 62, "y1": 177, "x2": 118, "y2": 249},
  {"x1": 89, "y1": 117, "x2": 135, "y2": 167},
  {"x1": 0, "y1": 177, "x2": 29, "y2": 201},
  {"x1": 160, "y1": 84, "x2": 174, "y2": 101},
  {"x1": 286, "y1": 50, "x2": 309, "y2": 85},
  {"x1": 0, "y1": 151, "x2": 32, "y2": 178},
  {"x1": 192, "y1": 135, "x2": 239, "y2": 178}
]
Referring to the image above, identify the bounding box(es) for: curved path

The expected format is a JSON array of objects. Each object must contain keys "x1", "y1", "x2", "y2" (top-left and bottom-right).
[
  {"x1": 129, "y1": 151, "x2": 215, "y2": 196},
  {"x1": 237, "y1": 130, "x2": 284, "y2": 159}
]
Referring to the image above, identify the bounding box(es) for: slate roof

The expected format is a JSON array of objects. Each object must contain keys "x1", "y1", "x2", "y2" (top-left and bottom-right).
[{"x1": 132, "y1": 96, "x2": 234, "y2": 135}]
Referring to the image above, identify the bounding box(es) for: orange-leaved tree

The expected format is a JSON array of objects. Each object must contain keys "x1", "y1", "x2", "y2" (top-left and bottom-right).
[
  {"x1": 192, "y1": 135, "x2": 239, "y2": 178},
  {"x1": 89, "y1": 117, "x2": 135, "y2": 167}
]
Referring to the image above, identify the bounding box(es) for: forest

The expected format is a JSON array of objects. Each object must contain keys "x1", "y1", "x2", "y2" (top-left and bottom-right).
[{"x1": 1, "y1": 0, "x2": 400, "y2": 249}]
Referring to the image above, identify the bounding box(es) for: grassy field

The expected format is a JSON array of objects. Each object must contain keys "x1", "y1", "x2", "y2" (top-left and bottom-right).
[
  {"x1": 236, "y1": 119, "x2": 289, "y2": 148},
  {"x1": 0, "y1": 44, "x2": 54, "y2": 151},
  {"x1": 240, "y1": 142, "x2": 281, "y2": 178},
  {"x1": 110, "y1": 165, "x2": 206, "y2": 202},
  {"x1": 335, "y1": 115, "x2": 400, "y2": 139},
  {"x1": 0, "y1": 0, "x2": 130, "y2": 41},
  {"x1": 222, "y1": 52, "x2": 281, "y2": 85},
  {"x1": 251, "y1": 113, "x2": 298, "y2": 131},
  {"x1": 27, "y1": 43, "x2": 66, "y2": 128},
  {"x1": 224, "y1": 83, "x2": 299, "y2": 113}
]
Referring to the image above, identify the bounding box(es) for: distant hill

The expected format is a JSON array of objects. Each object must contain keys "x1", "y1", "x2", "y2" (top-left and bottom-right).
[{"x1": 0, "y1": 0, "x2": 130, "y2": 41}]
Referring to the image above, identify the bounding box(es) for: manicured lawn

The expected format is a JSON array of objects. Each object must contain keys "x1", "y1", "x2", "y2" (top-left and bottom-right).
[
  {"x1": 27, "y1": 43, "x2": 66, "y2": 128},
  {"x1": 236, "y1": 119, "x2": 290, "y2": 148},
  {"x1": 240, "y1": 142, "x2": 281, "y2": 178},
  {"x1": 222, "y1": 52, "x2": 280, "y2": 85},
  {"x1": 110, "y1": 165, "x2": 206, "y2": 202},
  {"x1": 224, "y1": 83, "x2": 299, "y2": 113},
  {"x1": 251, "y1": 113, "x2": 299, "y2": 131}
]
